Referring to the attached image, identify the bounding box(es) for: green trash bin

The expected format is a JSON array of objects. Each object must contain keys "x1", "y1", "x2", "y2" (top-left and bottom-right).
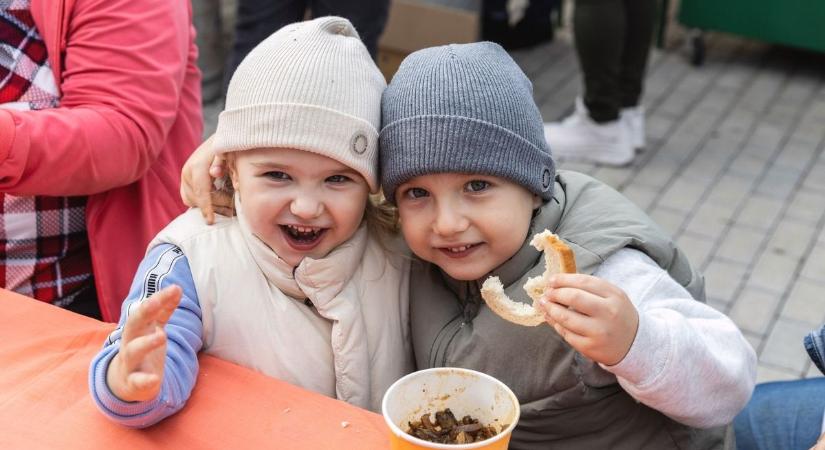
[{"x1": 678, "y1": 0, "x2": 825, "y2": 65}]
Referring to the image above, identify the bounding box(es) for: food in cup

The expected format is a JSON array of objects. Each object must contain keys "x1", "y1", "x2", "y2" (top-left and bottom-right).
[
  {"x1": 383, "y1": 367, "x2": 520, "y2": 450},
  {"x1": 406, "y1": 408, "x2": 502, "y2": 444}
]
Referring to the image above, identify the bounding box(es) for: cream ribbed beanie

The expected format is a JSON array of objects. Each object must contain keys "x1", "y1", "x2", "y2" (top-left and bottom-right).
[{"x1": 214, "y1": 16, "x2": 385, "y2": 193}]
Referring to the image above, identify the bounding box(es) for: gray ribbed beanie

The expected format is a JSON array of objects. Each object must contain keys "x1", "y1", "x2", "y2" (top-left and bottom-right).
[
  {"x1": 215, "y1": 16, "x2": 385, "y2": 193},
  {"x1": 379, "y1": 42, "x2": 554, "y2": 203}
]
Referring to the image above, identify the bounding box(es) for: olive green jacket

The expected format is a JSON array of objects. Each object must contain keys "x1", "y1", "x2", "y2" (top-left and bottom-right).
[{"x1": 409, "y1": 171, "x2": 733, "y2": 449}]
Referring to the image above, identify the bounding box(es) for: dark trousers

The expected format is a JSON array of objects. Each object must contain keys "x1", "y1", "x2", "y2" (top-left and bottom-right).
[
  {"x1": 64, "y1": 279, "x2": 102, "y2": 320},
  {"x1": 573, "y1": 0, "x2": 656, "y2": 122},
  {"x1": 482, "y1": 0, "x2": 559, "y2": 50},
  {"x1": 225, "y1": 0, "x2": 389, "y2": 90}
]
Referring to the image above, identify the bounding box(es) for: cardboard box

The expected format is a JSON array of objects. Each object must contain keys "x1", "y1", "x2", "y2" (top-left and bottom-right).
[{"x1": 377, "y1": 0, "x2": 480, "y2": 80}]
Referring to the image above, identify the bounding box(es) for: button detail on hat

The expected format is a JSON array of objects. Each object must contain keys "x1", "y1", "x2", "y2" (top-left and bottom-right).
[
  {"x1": 351, "y1": 133, "x2": 369, "y2": 155},
  {"x1": 542, "y1": 168, "x2": 552, "y2": 189}
]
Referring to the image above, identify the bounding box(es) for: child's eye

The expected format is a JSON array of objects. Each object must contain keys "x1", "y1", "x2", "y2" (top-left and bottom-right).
[
  {"x1": 466, "y1": 180, "x2": 490, "y2": 192},
  {"x1": 326, "y1": 174, "x2": 352, "y2": 184},
  {"x1": 403, "y1": 187, "x2": 429, "y2": 199},
  {"x1": 264, "y1": 171, "x2": 290, "y2": 180}
]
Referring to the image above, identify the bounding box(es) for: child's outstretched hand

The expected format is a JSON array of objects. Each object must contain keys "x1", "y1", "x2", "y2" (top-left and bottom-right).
[
  {"x1": 538, "y1": 274, "x2": 639, "y2": 366},
  {"x1": 106, "y1": 286, "x2": 182, "y2": 402}
]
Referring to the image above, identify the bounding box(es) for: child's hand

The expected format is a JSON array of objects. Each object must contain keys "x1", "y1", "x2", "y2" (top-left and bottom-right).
[
  {"x1": 106, "y1": 286, "x2": 182, "y2": 402},
  {"x1": 179, "y1": 135, "x2": 233, "y2": 224},
  {"x1": 538, "y1": 274, "x2": 639, "y2": 366}
]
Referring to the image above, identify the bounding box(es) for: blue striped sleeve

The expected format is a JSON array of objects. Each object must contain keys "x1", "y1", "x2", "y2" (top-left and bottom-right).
[{"x1": 89, "y1": 243, "x2": 203, "y2": 428}]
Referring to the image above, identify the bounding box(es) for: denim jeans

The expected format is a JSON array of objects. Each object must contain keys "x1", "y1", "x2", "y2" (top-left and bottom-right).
[
  {"x1": 806, "y1": 325, "x2": 825, "y2": 376},
  {"x1": 734, "y1": 378, "x2": 825, "y2": 450},
  {"x1": 225, "y1": 0, "x2": 389, "y2": 91}
]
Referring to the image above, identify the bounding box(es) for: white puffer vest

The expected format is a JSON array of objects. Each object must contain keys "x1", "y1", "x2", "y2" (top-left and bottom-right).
[{"x1": 149, "y1": 203, "x2": 413, "y2": 412}]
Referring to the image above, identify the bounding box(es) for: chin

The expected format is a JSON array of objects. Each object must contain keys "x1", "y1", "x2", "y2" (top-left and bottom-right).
[
  {"x1": 440, "y1": 265, "x2": 487, "y2": 282},
  {"x1": 280, "y1": 254, "x2": 302, "y2": 267}
]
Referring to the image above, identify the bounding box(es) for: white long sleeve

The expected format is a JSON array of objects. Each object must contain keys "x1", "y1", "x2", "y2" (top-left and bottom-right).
[{"x1": 595, "y1": 248, "x2": 756, "y2": 428}]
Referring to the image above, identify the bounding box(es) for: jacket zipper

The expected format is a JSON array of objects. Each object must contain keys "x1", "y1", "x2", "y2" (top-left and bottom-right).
[
  {"x1": 429, "y1": 313, "x2": 462, "y2": 368},
  {"x1": 439, "y1": 320, "x2": 467, "y2": 367},
  {"x1": 428, "y1": 280, "x2": 484, "y2": 367}
]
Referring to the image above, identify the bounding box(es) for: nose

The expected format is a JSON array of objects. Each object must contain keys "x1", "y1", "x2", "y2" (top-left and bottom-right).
[
  {"x1": 432, "y1": 200, "x2": 469, "y2": 237},
  {"x1": 289, "y1": 194, "x2": 324, "y2": 219}
]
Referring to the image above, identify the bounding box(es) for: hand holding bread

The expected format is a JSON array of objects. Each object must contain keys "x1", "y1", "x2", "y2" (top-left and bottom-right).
[
  {"x1": 480, "y1": 231, "x2": 576, "y2": 326},
  {"x1": 539, "y1": 271, "x2": 639, "y2": 366},
  {"x1": 481, "y1": 230, "x2": 639, "y2": 366}
]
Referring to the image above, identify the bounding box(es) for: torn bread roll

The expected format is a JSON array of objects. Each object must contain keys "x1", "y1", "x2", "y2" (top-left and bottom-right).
[{"x1": 481, "y1": 230, "x2": 577, "y2": 326}]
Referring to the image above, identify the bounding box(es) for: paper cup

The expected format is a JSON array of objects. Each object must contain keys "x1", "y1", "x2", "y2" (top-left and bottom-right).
[{"x1": 382, "y1": 368, "x2": 520, "y2": 450}]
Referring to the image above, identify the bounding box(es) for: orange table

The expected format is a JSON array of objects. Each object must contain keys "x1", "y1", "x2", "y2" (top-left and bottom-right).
[{"x1": 0, "y1": 289, "x2": 389, "y2": 449}]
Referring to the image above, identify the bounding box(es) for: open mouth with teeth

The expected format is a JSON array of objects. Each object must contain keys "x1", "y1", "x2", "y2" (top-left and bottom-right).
[
  {"x1": 439, "y1": 243, "x2": 481, "y2": 258},
  {"x1": 281, "y1": 224, "x2": 327, "y2": 249}
]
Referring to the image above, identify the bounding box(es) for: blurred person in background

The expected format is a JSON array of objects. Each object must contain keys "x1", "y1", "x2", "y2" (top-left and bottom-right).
[
  {"x1": 735, "y1": 324, "x2": 825, "y2": 450},
  {"x1": 0, "y1": 0, "x2": 202, "y2": 321},
  {"x1": 544, "y1": 0, "x2": 656, "y2": 166},
  {"x1": 224, "y1": 0, "x2": 389, "y2": 92},
  {"x1": 482, "y1": 0, "x2": 558, "y2": 50}
]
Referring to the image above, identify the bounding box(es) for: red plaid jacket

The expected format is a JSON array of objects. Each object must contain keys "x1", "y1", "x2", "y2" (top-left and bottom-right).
[
  {"x1": 0, "y1": 0, "x2": 202, "y2": 321},
  {"x1": 1, "y1": 1, "x2": 92, "y2": 306}
]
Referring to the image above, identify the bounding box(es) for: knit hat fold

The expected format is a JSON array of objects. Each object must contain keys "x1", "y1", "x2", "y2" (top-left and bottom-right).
[
  {"x1": 379, "y1": 42, "x2": 554, "y2": 203},
  {"x1": 215, "y1": 16, "x2": 384, "y2": 192},
  {"x1": 381, "y1": 115, "x2": 553, "y2": 197}
]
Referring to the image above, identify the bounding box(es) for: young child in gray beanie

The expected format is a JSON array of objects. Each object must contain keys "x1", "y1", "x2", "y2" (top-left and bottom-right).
[
  {"x1": 380, "y1": 42, "x2": 755, "y2": 449},
  {"x1": 89, "y1": 16, "x2": 413, "y2": 427}
]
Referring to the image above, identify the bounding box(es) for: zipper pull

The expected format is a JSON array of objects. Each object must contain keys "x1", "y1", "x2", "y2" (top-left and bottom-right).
[{"x1": 461, "y1": 282, "x2": 481, "y2": 322}]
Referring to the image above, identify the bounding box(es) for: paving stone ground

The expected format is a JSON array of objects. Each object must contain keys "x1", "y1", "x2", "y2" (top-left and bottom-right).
[
  {"x1": 202, "y1": 26, "x2": 825, "y2": 385},
  {"x1": 511, "y1": 30, "x2": 825, "y2": 384}
]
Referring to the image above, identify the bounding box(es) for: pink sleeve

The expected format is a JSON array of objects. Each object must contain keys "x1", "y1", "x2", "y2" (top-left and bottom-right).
[{"x1": 0, "y1": 0, "x2": 195, "y2": 196}]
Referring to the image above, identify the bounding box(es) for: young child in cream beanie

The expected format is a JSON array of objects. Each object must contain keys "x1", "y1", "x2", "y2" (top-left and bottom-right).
[{"x1": 90, "y1": 17, "x2": 413, "y2": 427}]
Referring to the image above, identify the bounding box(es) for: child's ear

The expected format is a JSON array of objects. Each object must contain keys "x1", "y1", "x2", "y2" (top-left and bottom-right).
[
  {"x1": 532, "y1": 194, "x2": 542, "y2": 209},
  {"x1": 226, "y1": 154, "x2": 240, "y2": 190}
]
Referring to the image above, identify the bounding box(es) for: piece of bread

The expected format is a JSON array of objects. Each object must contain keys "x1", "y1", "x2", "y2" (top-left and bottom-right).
[{"x1": 481, "y1": 230, "x2": 577, "y2": 327}]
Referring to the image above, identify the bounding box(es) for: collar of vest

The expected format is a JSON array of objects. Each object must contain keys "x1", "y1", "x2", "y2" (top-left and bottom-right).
[{"x1": 235, "y1": 195, "x2": 368, "y2": 303}]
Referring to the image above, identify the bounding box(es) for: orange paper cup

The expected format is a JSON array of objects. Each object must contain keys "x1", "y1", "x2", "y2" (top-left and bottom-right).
[{"x1": 382, "y1": 368, "x2": 520, "y2": 450}]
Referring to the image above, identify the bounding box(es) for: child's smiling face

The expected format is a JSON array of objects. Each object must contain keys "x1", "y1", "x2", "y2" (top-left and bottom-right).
[
  {"x1": 396, "y1": 173, "x2": 542, "y2": 281},
  {"x1": 228, "y1": 147, "x2": 369, "y2": 267}
]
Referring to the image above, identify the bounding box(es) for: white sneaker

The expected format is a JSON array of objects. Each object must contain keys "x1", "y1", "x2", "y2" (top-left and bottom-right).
[
  {"x1": 621, "y1": 104, "x2": 646, "y2": 150},
  {"x1": 544, "y1": 98, "x2": 634, "y2": 166}
]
